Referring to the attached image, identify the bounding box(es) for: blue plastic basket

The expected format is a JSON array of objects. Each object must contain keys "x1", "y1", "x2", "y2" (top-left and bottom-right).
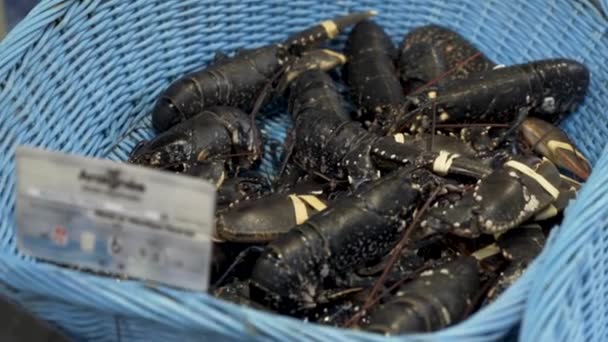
[{"x1": 0, "y1": 1, "x2": 606, "y2": 341}]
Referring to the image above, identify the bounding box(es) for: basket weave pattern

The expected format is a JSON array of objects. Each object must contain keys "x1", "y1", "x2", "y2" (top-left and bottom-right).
[{"x1": 0, "y1": 1, "x2": 607, "y2": 341}]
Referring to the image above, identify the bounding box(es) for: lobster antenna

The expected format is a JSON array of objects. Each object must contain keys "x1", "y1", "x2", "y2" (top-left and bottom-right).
[
  {"x1": 411, "y1": 51, "x2": 482, "y2": 95},
  {"x1": 277, "y1": 130, "x2": 296, "y2": 179},
  {"x1": 344, "y1": 264, "x2": 429, "y2": 327},
  {"x1": 248, "y1": 64, "x2": 290, "y2": 157},
  {"x1": 391, "y1": 52, "x2": 484, "y2": 134},
  {"x1": 212, "y1": 246, "x2": 265, "y2": 288},
  {"x1": 435, "y1": 123, "x2": 510, "y2": 128},
  {"x1": 427, "y1": 91, "x2": 438, "y2": 152}
]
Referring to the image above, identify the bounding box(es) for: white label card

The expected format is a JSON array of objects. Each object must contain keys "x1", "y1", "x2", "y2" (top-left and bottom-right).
[{"x1": 15, "y1": 146, "x2": 216, "y2": 292}]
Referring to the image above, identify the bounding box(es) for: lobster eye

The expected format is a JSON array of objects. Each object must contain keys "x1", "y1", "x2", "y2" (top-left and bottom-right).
[{"x1": 165, "y1": 98, "x2": 176, "y2": 110}]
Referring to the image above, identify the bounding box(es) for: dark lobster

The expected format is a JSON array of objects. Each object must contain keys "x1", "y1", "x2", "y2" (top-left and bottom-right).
[
  {"x1": 287, "y1": 69, "x2": 382, "y2": 187},
  {"x1": 250, "y1": 167, "x2": 437, "y2": 311},
  {"x1": 388, "y1": 58, "x2": 589, "y2": 135},
  {"x1": 152, "y1": 12, "x2": 375, "y2": 132},
  {"x1": 129, "y1": 106, "x2": 261, "y2": 183},
  {"x1": 423, "y1": 156, "x2": 570, "y2": 237},
  {"x1": 286, "y1": 68, "x2": 450, "y2": 188}
]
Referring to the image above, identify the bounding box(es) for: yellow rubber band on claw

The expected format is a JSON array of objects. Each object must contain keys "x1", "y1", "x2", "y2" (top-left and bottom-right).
[
  {"x1": 298, "y1": 195, "x2": 327, "y2": 212},
  {"x1": 321, "y1": 49, "x2": 347, "y2": 64},
  {"x1": 320, "y1": 20, "x2": 339, "y2": 38},
  {"x1": 559, "y1": 173, "x2": 582, "y2": 187},
  {"x1": 289, "y1": 195, "x2": 309, "y2": 225},
  {"x1": 471, "y1": 243, "x2": 501, "y2": 260},
  {"x1": 534, "y1": 204, "x2": 559, "y2": 221}
]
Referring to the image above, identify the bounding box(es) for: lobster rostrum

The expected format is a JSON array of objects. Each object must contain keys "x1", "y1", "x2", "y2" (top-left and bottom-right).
[
  {"x1": 250, "y1": 167, "x2": 438, "y2": 311},
  {"x1": 152, "y1": 12, "x2": 375, "y2": 132},
  {"x1": 398, "y1": 25, "x2": 496, "y2": 93},
  {"x1": 343, "y1": 20, "x2": 406, "y2": 134},
  {"x1": 388, "y1": 58, "x2": 590, "y2": 135}
]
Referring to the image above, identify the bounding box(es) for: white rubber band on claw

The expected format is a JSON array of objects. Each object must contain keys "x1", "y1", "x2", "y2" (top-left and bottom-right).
[
  {"x1": 393, "y1": 133, "x2": 406, "y2": 143},
  {"x1": 534, "y1": 204, "x2": 559, "y2": 221},
  {"x1": 297, "y1": 195, "x2": 327, "y2": 212},
  {"x1": 505, "y1": 160, "x2": 560, "y2": 199},
  {"x1": 289, "y1": 195, "x2": 309, "y2": 225},
  {"x1": 547, "y1": 140, "x2": 590, "y2": 164},
  {"x1": 320, "y1": 20, "x2": 339, "y2": 38},
  {"x1": 433, "y1": 151, "x2": 459, "y2": 176},
  {"x1": 471, "y1": 243, "x2": 501, "y2": 261}
]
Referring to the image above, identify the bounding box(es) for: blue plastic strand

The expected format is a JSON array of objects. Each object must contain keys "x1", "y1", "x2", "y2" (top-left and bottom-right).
[{"x1": 0, "y1": 1, "x2": 606, "y2": 341}]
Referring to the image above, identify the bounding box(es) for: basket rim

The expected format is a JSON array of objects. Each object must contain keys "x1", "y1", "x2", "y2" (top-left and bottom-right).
[{"x1": 1, "y1": 0, "x2": 607, "y2": 340}]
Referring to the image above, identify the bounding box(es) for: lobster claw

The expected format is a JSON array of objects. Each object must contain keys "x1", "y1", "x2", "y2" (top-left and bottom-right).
[
  {"x1": 520, "y1": 117, "x2": 591, "y2": 181},
  {"x1": 129, "y1": 140, "x2": 150, "y2": 160},
  {"x1": 130, "y1": 107, "x2": 259, "y2": 175},
  {"x1": 183, "y1": 160, "x2": 227, "y2": 187},
  {"x1": 484, "y1": 224, "x2": 546, "y2": 304},
  {"x1": 474, "y1": 157, "x2": 562, "y2": 235},
  {"x1": 424, "y1": 156, "x2": 564, "y2": 237},
  {"x1": 284, "y1": 11, "x2": 377, "y2": 54},
  {"x1": 128, "y1": 128, "x2": 195, "y2": 170}
]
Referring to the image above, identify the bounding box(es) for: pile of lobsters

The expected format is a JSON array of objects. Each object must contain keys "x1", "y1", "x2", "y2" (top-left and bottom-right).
[{"x1": 128, "y1": 11, "x2": 591, "y2": 334}]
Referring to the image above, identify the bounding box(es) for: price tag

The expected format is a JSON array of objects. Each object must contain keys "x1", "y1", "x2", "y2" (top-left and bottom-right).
[{"x1": 15, "y1": 146, "x2": 216, "y2": 292}]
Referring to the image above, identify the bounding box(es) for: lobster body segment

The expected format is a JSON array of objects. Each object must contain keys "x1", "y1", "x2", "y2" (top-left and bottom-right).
[
  {"x1": 398, "y1": 25, "x2": 495, "y2": 93},
  {"x1": 344, "y1": 20, "x2": 406, "y2": 133},
  {"x1": 251, "y1": 168, "x2": 434, "y2": 309}
]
